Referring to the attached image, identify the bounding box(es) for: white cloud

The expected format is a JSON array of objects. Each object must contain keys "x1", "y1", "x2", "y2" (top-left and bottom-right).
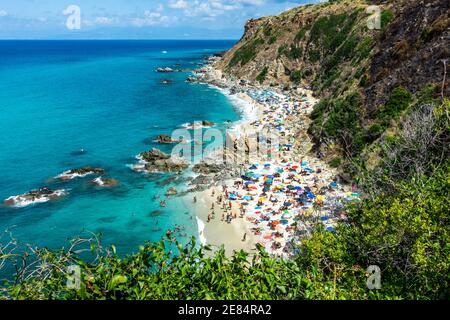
[
  {"x1": 169, "y1": 0, "x2": 189, "y2": 9},
  {"x1": 95, "y1": 16, "x2": 113, "y2": 25},
  {"x1": 0, "y1": 9, "x2": 8, "y2": 17},
  {"x1": 131, "y1": 10, "x2": 176, "y2": 27},
  {"x1": 180, "y1": 0, "x2": 266, "y2": 18}
]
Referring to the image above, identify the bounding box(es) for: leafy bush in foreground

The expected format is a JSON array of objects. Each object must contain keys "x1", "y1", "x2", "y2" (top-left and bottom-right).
[{"x1": 1, "y1": 164, "x2": 448, "y2": 300}]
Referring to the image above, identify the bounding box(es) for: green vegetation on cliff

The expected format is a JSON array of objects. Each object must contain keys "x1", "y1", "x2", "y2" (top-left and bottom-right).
[{"x1": 1, "y1": 0, "x2": 449, "y2": 300}]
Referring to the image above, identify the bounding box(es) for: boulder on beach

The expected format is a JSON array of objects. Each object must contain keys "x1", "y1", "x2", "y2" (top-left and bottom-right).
[
  {"x1": 192, "y1": 162, "x2": 228, "y2": 175},
  {"x1": 166, "y1": 187, "x2": 178, "y2": 196},
  {"x1": 56, "y1": 167, "x2": 106, "y2": 181},
  {"x1": 190, "y1": 174, "x2": 211, "y2": 186}
]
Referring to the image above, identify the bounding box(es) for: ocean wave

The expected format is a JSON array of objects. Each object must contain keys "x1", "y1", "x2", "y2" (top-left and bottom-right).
[
  {"x1": 196, "y1": 216, "x2": 207, "y2": 246},
  {"x1": 55, "y1": 167, "x2": 105, "y2": 181},
  {"x1": 4, "y1": 188, "x2": 67, "y2": 208}
]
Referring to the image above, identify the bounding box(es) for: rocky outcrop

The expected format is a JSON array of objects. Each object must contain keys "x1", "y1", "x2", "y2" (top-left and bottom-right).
[
  {"x1": 4, "y1": 188, "x2": 67, "y2": 208},
  {"x1": 184, "y1": 120, "x2": 215, "y2": 129},
  {"x1": 154, "y1": 134, "x2": 180, "y2": 144},
  {"x1": 192, "y1": 162, "x2": 228, "y2": 175},
  {"x1": 56, "y1": 167, "x2": 105, "y2": 181},
  {"x1": 214, "y1": 0, "x2": 449, "y2": 160},
  {"x1": 136, "y1": 148, "x2": 188, "y2": 173},
  {"x1": 157, "y1": 67, "x2": 174, "y2": 73},
  {"x1": 91, "y1": 177, "x2": 119, "y2": 187}
]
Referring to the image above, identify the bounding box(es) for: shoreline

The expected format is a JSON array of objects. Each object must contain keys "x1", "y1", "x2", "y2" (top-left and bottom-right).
[{"x1": 185, "y1": 59, "x2": 357, "y2": 257}]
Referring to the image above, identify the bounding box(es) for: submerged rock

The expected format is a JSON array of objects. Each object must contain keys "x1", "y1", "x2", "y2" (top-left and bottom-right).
[
  {"x1": 184, "y1": 120, "x2": 215, "y2": 129},
  {"x1": 149, "y1": 210, "x2": 162, "y2": 217},
  {"x1": 166, "y1": 187, "x2": 178, "y2": 196},
  {"x1": 70, "y1": 148, "x2": 87, "y2": 156},
  {"x1": 159, "y1": 80, "x2": 174, "y2": 84},
  {"x1": 91, "y1": 177, "x2": 119, "y2": 188}
]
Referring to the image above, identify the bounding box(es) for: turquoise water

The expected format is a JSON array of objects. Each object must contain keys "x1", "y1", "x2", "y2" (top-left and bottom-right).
[{"x1": 0, "y1": 40, "x2": 238, "y2": 255}]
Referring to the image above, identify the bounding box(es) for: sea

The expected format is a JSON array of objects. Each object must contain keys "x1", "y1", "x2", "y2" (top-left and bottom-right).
[{"x1": 0, "y1": 40, "x2": 240, "y2": 256}]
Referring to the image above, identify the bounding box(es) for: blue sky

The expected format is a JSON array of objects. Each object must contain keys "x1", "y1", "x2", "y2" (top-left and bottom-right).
[{"x1": 0, "y1": 0, "x2": 318, "y2": 39}]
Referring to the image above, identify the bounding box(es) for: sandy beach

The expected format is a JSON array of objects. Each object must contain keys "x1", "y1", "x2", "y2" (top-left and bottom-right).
[{"x1": 183, "y1": 59, "x2": 359, "y2": 257}]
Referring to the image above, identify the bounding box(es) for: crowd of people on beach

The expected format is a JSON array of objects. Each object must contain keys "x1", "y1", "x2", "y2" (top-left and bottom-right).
[{"x1": 191, "y1": 65, "x2": 360, "y2": 257}]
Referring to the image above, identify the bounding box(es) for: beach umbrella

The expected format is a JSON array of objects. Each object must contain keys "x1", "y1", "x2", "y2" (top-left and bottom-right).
[
  {"x1": 245, "y1": 172, "x2": 255, "y2": 177},
  {"x1": 317, "y1": 195, "x2": 326, "y2": 202}
]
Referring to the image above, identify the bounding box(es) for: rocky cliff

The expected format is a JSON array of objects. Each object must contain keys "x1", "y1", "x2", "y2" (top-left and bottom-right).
[{"x1": 215, "y1": 0, "x2": 449, "y2": 163}]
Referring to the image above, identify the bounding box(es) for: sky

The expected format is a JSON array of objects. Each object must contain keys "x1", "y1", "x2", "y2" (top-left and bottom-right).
[{"x1": 0, "y1": 0, "x2": 319, "y2": 39}]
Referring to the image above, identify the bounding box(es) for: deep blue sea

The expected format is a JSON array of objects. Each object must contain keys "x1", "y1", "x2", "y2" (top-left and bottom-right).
[{"x1": 0, "y1": 40, "x2": 238, "y2": 255}]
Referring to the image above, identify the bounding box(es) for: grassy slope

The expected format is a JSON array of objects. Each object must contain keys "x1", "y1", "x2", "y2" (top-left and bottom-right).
[{"x1": 218, "y1": 0, "x2": 449, "y2": 173}]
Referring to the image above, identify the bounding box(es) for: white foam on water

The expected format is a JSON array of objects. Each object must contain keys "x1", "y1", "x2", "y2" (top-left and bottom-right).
[
  {"x1": 92, "y1": 177, "x2": 105, "y2": 186},
  {"x1": 56, "y1": 170, "x2": 94, "y2": 180},
  {"x1": 195, "y1": 216, "x2": 207, "y2": 246},
  {"x1": 5, "y1": 189, "x2": 67, "y2": 208}
]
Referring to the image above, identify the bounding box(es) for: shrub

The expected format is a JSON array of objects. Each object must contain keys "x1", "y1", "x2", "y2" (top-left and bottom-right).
[
  {"x1": 229, "y1": 38, "x2": 264, "y2": 67},
  {"x1": 2, "y1": 164, "x2": 448, "y2": 300},
  {"x1": 380, "y1": 9, "x2": 394, "y2": 29},
  {"x1": 377, "y1": 86, "x2": 413, "y2": 123},
  {"x1": 256, "y1": 67, "x2": 269, "y2": 84},
  {"x1": 290, "y1": 70, "x2": 302, "y2": 84},
  {"x1": 329, "y1": 157, "x2": 342, "y2": 168},
  {"x1": 294, "y1": 26, "x2": 309, "y2": 42}
]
